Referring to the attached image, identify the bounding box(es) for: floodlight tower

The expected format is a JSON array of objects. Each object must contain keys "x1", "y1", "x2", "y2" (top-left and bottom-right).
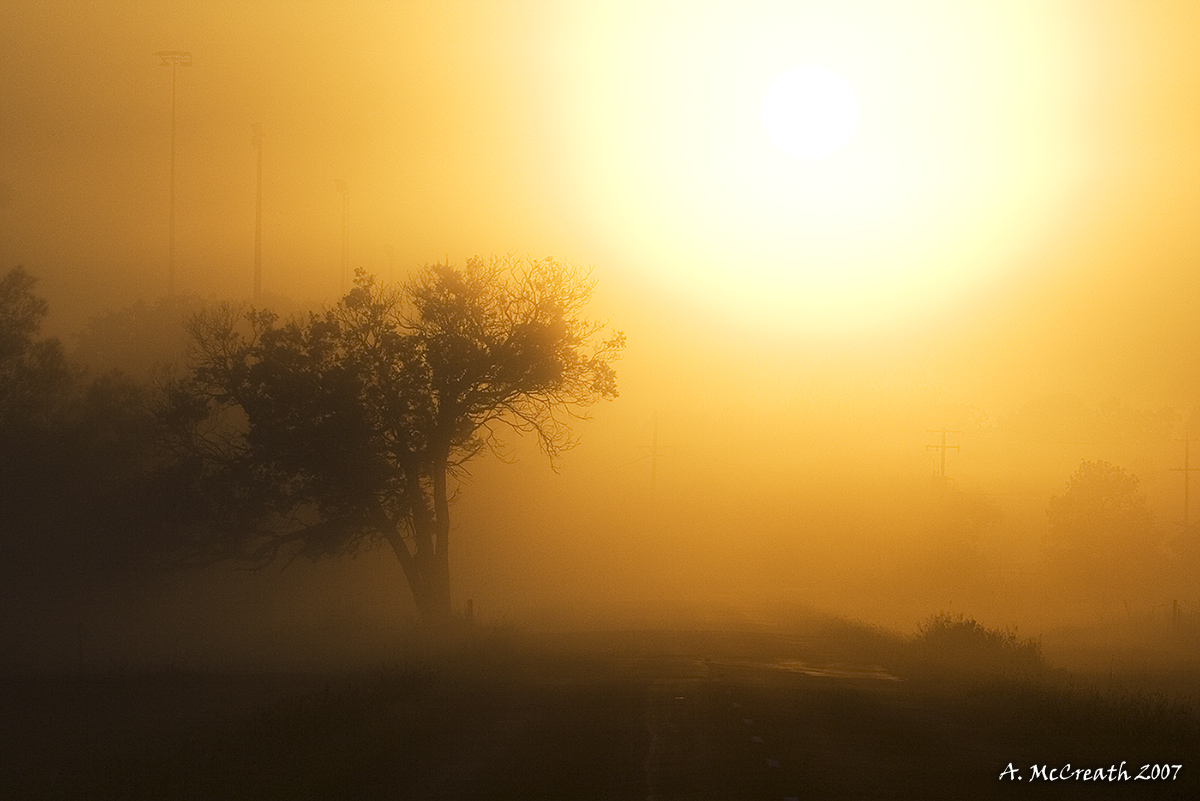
[
  {"x1": 154, "y1": 50, "x2": 191, "y2": 297},
  {"x1": 252, "y1": 123, "x2": 264, "y2": 300},
  {"x1": 383, "y1": 244, "x2": 395, "y2": 284},
  {"x1": 334, "y1": 179, "x2": 349, "y2": 293}
]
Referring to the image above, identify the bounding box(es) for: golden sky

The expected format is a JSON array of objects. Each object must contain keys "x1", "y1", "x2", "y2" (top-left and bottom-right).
[
  {"x1": 3, "y1": 0, "x2": 1200, "y2": 405},
  {"x1": 6, "y1": 0, "x2": 1200, "y2": 629}
]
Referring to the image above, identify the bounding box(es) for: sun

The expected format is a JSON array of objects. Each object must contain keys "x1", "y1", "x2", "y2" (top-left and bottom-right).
[
  {"x1": 559, "y1": 3, "x2": 1088, "y2": 337},
  {"x1": 762, "y1": 66, "x2": 859, "y2": 159}
]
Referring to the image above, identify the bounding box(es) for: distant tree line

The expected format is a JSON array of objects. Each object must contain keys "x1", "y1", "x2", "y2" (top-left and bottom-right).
[{"x1": 0, "y1": 268, "x2": 176, "y2": 586}]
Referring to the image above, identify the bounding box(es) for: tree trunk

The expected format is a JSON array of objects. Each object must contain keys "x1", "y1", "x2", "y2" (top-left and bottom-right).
[
  {"x1": 428, "y1": 451, "x2": 452, "y2": 624},
  {"x1": 408, "y1": 577, "x2": 452, "y2": 625},
  {"x1": 418, "y1": 558, "x2": 452, "y2": 626},
  {"x1": 384, "y1": 531, "x2": 453, "y2": 626},
  {"x1": 386, "y1": 460, "x2": 455, "y2": 627}
]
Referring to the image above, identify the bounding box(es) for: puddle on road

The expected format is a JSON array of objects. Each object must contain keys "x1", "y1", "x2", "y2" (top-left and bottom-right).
[{"x1": 721, "y1": 658, "x2": 903, "y2": 681}]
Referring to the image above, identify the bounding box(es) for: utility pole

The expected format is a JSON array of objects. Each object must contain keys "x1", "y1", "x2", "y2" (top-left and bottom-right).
[
  {"x1": 1171, "y1": 436, "x2": 1199, "y2": 531},
  {"x1": 651, "y1": 412, "x2": 659, "y2": 499},
  {"x1": 154, "y1": 50, "x2": 191, "y2": 297},
  {"x1": 638, "y1": 411, "x2": 673, "y2": 503},
  {"x1": 252, "y1": 123, "x2": 264, "y2": 301},
  {"x1": 334, "y1": 179, "x2": 349, "y2": 293},
  {"x1": 926, "y1": 429, "x2": 960, "y2": 480}
]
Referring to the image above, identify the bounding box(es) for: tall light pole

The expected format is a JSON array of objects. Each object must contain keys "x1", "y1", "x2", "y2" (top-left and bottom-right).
[
  {"x1": 383, "y1": 244, "x2": 395, "y2": 284},
  {"x1": 154, "y1": 50, "x2": 191, "y2": 297},
  {"x1": 252, "y1": 123, "x2": 264, "y2": 301},
  {"x1": 334, "y1": 179, "x2": 349, "y2": 293}
]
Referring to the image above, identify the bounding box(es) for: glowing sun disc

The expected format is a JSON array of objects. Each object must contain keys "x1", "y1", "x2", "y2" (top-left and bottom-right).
[{"x1": 762, "y1": 66, "x2": 859, "y2": 159}]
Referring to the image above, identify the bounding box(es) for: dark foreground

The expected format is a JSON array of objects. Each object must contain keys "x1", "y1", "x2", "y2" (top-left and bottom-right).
[{"x1": 3, "y1": 629, "x2": 1197, "y2": 800}]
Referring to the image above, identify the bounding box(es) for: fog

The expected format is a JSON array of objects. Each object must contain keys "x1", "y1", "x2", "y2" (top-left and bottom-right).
[{"x1": 4, "y1": 1, "x2": 1200, "y2": 681}]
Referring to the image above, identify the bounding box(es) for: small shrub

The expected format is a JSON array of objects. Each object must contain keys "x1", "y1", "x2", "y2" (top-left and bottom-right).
[{"x1": 912, "y1": 611, "x2": 1042, "y2": 674}]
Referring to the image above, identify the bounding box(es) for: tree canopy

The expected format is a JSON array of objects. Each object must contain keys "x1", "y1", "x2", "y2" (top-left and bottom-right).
[
  {"x1": 167, "y1": 256, "x2": 623, "y2": 623},
  {"x1": 0, "y1": 267, "x2": 72, "y2": 426},
  {"x1": 1045, "y1": 459, "x2": 1157, "y2": 590},
  {"x1": 1046, "y1": 460, "x2": 1151, "y2": 548},
  {"x1": 0, "y1": 268, "x2": 169, "y2": 585}
]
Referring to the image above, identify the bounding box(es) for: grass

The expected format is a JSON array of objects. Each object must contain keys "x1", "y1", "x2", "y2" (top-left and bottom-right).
[
  {"x1": 797, "y1": 610, "x2": 1198, "y2": 787},
  {"x1": 1, "y1": 667, "x2": 428, "y2": 800},
  {"x1": 1, "y1": 628, "x2": 652, "y2": 800},
  {"x1": 4, "y1": 616, "x2": 1198, "y2": 800}
]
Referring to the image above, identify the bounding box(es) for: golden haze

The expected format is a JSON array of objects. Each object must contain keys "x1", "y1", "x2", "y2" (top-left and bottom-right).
[{"x1": 3, "y1": 0, "x2": 1200, "y2": 653}]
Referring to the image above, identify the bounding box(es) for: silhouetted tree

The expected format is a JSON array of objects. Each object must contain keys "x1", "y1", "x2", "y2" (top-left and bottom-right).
[
  {"x1": 1045, "y1": 460, "x2": 1157, "y2": 592},
  {"x1": 72, "y1": 291, "x2": 305, "y2": 377},
  {"x1": 166, "y1": 257, "x2": 623, "y2": 624},
  {"x1": 72, "y1": 294, "x2": 205, "y2": 377},
  {"x1": 0, "y1": 268, "x2": 169, "y2": 584},
  {"x1": 0, "y1": 267, "x2": 72, "y2": 425}
]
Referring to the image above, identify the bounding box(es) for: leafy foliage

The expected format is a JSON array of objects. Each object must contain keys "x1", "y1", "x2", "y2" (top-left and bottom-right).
[
  {"x1": 166, "y1": 257, "x2": 623, "y2": 622},
  {"x1": 1046, "y1": 461, "x2": 1155, "y2": 558},
  {"x1": 0, "y1": 267, "x2": 73, "y2": 426},
  {"x1": 72, "y1": 293, "x2": 220, "y2": 377},
  {"x1": 913, "y1": 612, "x2": 1043, "y2": 674},
  {"x1": 0, "y1": 269, "x2": 170, "y2": 582}
]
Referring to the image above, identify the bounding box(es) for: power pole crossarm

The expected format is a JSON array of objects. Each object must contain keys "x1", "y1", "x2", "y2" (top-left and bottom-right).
[
  {"x1": 637, "y1": 411, "x2": 674, "y2": 504},
  {"x1": 1170, "y1": 436, "x2": 1199, "y2": 531},
  {"x1": 926, "y1": 429, "x2": 961, "y2": 479}
]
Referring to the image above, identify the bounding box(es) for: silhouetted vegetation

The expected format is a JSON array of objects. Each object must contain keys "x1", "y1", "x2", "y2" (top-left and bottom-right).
[
  {"x1": 0, "y1": 267, "x2": 73, "y2": 424},
  {"x1": 802, "y1": 611, "x2": 1043, "y2": 678},
  {"x1": 0, "y1": 268, "x2": 174, "y2": 586},
  {"x1": 1045, "y1": 460, "x2": 1162, "y2": 599},
  {"x1": 911, "y1": 611, "x2": 1042, "y2": 674},
  {"x1": 72, "y1": 293, "x2": 215, "y2": 377},
  {"x1": 9, "y1": 3, "x2": 1200, "y2": 796},
  {"x1": 4, "y1": 621, "x2": 1196, "y2": 800},
  {"x1": 163, "y1": 257, "x2": 623, "y2": 624}
]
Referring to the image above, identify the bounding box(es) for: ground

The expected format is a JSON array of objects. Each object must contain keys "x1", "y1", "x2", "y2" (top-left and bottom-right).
[{"x1": 2, "y1": 628, "x2": 1196, "y2": 800}]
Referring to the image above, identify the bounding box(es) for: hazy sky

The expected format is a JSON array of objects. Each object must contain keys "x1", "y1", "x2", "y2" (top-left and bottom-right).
[
  {"x1": 7, "y1": 1, "x2": 1200, "y2": 633},
  {"x1": 4, "y1": 1, "x2": 1200, "y2": 422}
]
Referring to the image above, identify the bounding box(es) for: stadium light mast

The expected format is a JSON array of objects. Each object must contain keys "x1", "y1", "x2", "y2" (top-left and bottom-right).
[
  {"x1": 334, "y1": 179, "x2": 349, "y2": 293},
  {"x1": 383, "y1": 244, "x2": 395, "y2": 284},
  {"x1": 154, "y1": 50, "x2": 191, "y2": 297},
  {"x1": 252, "y1": 123, "x2": 264, "y2": 300}
]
